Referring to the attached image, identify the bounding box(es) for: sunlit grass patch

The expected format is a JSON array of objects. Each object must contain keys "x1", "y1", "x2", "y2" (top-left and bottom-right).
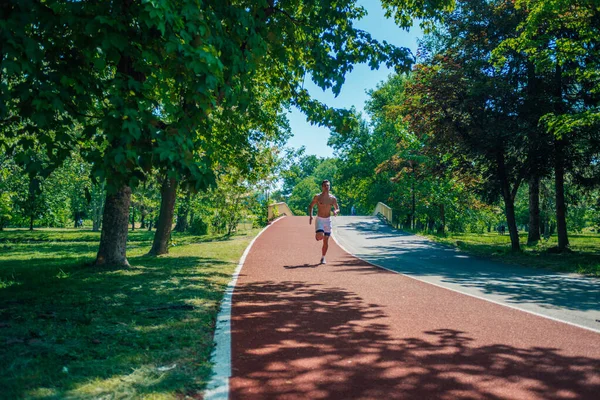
[
  {"x1": 0, "y1": 277, "x2": 20, "y2": 289},
  {"x1": 67, "y1": 364, "x2": 188, "y2": 399},
  {"x1": 0, "y1": 227, "x2": 260, "y2": 398}
]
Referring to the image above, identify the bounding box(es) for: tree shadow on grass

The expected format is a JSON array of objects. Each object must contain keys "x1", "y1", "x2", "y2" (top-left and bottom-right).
[
  {"x1": 0, "y1": 229, "x2": 157, "y2": 244},
  {"x1": 230, "y1": 280, "x2": 600, "y2": 399},
  {"x1": 0, "y1": 252, "x2": 236, "y2": 399}
]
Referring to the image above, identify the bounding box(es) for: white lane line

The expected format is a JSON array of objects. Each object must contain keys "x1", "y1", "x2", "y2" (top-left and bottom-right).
[
  {"x1": 331, "y1": 227, "x2": 600, "y2": 335},
  {"x1": 203, "y1": 216, "x2": 286, "y2": 400}
]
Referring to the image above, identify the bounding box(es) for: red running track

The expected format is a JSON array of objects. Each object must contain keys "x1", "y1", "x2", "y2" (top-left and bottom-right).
[{"x1": 229, "y1": 216, "x2": 600, "y2": 399}]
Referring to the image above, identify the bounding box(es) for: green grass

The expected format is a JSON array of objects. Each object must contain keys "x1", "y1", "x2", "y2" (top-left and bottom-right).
[
  {"x1": 0, "y1": 227, "x2": 260, "y2": 399},
  {"x1": 420, "y1": 231, "x2": 600, "y2": 276}
]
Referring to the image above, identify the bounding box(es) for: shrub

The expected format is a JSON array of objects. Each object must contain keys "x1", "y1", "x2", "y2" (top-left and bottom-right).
[{"x1": 189, "y1": 217, "x2": 208, "y2": 235}]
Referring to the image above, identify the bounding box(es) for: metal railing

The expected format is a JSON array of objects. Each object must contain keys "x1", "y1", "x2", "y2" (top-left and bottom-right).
[
  {"x1": 268, "y1": 202, "x2": 293, "y2": 221},
  {"x1": 373, "y1": 202, "x2": 392, "y2": 225}
]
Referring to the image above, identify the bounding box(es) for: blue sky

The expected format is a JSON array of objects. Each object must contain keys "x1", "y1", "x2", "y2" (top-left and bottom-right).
[{"x1": 285, "y1": 1, "x2": 423, "y2": 158}]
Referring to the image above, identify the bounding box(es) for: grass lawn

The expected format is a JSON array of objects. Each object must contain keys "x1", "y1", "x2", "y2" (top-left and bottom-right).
[
  {"x1": 420, "y1": 231, "x2": 600, "y2": 277},
  {"x1": 0, "y1": 227, "x2": 260, "y2": 399}
]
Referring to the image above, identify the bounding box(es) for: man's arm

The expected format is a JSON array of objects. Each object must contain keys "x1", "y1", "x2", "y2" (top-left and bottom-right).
[
  {"x1": 332, "y1": 197, "x2": 340, "y2": 216},
  {"x1": 308, "y1": 195, "x2": 318, "y2": 224}
]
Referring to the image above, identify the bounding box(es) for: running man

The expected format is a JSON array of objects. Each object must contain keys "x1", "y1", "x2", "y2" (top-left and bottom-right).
[{"x1": 308, "y1": 180, "x2": 340, "y2": 264}]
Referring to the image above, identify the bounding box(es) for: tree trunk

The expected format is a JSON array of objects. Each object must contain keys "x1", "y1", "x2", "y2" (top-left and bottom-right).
[
  {"x1": 503, "y1": 195, "x2": 520, "y2": 252},
  {"x1": 92, "y1": 218, "x2": 101, "y2": 232},
  {"x1": 28, "y1": 178, "x2": 36, "y2": 231},
  {"x1": 554, "y1": 139, "x2": 569, "y2": 250},
  {"x1": 525, "y1": 60, "x2": 543, "y2": 247},
  {"x1": 91, "y1": 182, "x2": 105, "y2": 232},
  {"x1": 498, "y1": 153, "x2": 520, "y2": 252},
  {"x1": 95, "y1": 185, "x2": 132, "y2": 267},
  {"x1": 527, "y1": 176, "x2": 541, "y2": 245},
  {"x1": 189, "y1": 208, "x2": 195, "y2": 229},
  {"x1": 540, "y1": 180, "x2": 550, "y2": 239},
  {"x1": 148, "y1": 177, "x2": 178, "y2": 256},
  {"x1": 411, "y1": 170, "x2": 416, "y2": 230},
  {"x1": 131, "y1": 206, "x2": 135, "y2": 231},
  {"x1": 439, "y1": 204, "x2": 445, "y2": 234},
  {"x1": 174, "y1": 192, "x2": 191, "y2": 232},
  {"x1": 140, "y1": 210, "x2": 146, "y2": 229},
  {"x1": 553, "y1": 62, "x2": 569, "y2": 251}
]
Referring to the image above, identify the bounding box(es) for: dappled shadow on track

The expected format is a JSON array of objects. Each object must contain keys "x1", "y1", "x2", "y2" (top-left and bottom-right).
[
  {"x1": 336, "y1": 218, "x2": 600, "y2": 313},
  {"x1": 230, "y1": 281, "x2": 600, "y2": 400}
]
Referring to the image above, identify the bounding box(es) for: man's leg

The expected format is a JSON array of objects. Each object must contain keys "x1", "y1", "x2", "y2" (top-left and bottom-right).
[
  {"x1": 322, "y1": 235, "x2": 330, "y2": 256},
  {"x1": 315, "y1": 231, "x2": 324, "y2": 241}
]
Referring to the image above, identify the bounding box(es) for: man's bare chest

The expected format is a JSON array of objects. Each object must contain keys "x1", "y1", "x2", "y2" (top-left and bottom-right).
[{"x1": 317, "y1": 195, "x2": 334, "y2": 207}]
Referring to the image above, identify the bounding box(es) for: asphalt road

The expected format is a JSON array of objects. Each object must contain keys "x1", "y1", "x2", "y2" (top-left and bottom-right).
[
  {"x1": 227, "y1": 216, "x2": 600, "y2": 399},
  {"x1": 332, "y1": 216, "x2": 600, "y2": 333}
]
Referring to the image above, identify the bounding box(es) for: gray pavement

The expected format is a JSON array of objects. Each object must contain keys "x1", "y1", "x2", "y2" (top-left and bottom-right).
[{"x1": 332, "y1": 216, "x2": 600, "y2": 333}]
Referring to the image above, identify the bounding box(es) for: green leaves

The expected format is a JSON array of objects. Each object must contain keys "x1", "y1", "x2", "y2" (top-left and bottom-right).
[
  {"x1": 3, "y1": 0, "x2": 455, "y2": 222},
  {"x1": 382, "y1": 0, "x2": 456, "y2": 30}
]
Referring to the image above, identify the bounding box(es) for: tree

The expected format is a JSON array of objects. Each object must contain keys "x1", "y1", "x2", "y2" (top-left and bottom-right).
[
  {"x1": 402, "y1": 0, "x2": 543, "y2": 251},
  {"x1": 174, "y1": 191, "x2": 192, "y2": 233},
  {"x1": 312, "y1": 159, "x2": 338, "y2": 187},
  {"x1": 0, "y1": 156, "x2": 22, "y2": 230},
  {"x1": 494, "y1": 0, "x2": 600, "y2": 251},
  {"x1": 329, "y1": 118, "x2": 396, "y2": 215},
  {"x1": 3, "y1": 0, "x2": 460, "y2": 267},
  {"x1": 47, "y1": 153, "x2": 92, "y2": 228},
  {"x1": 280, "y1": 148, "x2": 322, "y2": 198},
  {"x1": 288, "y1": 177, "x2": 320, "y2": 215},
  {"x1": 90, "y1": 181, "x2": 105, "y2": 232}
]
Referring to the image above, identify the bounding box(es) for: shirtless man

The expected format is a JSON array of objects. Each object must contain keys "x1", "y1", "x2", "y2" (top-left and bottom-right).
[{"x1": 308, "y1": 180, "x2": 340, "y2": 264}]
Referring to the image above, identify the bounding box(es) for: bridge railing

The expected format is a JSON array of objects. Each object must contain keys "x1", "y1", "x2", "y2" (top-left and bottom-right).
[
  {"x1": 268, "y1": 202, "x2": 293, "y2": 221},
  {"x1": 373, "y1": 202, "x2": 392, "y2": 225}
]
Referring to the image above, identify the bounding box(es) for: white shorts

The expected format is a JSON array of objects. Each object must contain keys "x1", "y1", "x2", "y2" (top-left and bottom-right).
[{"x1": 315, "y1": 217, "x2": 332, "y2": 236}]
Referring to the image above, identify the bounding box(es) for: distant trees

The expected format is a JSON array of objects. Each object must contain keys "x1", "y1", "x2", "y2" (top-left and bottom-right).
[
  {"x1": 278, "y1": 148, "x2": 338, "y2": 215},
  {"x1": 3, "y1": 1, "x2": 447, "y2": 267},
  {"x1": 403, "y1": 0, "x2": 536, "y2": 251},
  {"x1": 327, "y1": 0, "x2": 600, "y2": 250},
  {"x1": 328, "y1": 118, "x2": 396, "y2": 216},
  {"x1": 494, "y1": 0, "x2": 600, "y2": 250},
  {"x1": 5, "y1": 0, "x2": 596, "y2": 259}
]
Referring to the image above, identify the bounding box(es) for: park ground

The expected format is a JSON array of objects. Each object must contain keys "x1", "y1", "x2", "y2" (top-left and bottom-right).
[
  {"x1": 0, "y1": 227, "x2": 258, "y2": 399},
  {"x1": 422, "y1": 231, "x2": 600, "y2": 277},
  {"x1": 1, "y1": 224, "x2": 598, "y2": 398}
]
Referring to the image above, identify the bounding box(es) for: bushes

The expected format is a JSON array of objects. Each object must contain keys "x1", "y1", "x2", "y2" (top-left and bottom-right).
[{"x1": 189, "y1": 217, "x2": 208, "y2": 235}]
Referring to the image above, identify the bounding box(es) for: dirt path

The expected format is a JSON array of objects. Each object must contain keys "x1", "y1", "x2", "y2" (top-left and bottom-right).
[{"x1": 229, "y1": 216, "x2": 600, "y2": 399}]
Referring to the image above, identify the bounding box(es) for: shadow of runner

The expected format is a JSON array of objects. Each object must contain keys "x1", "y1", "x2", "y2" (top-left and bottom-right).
[
  {"x1": 283, "y1": 264, "x2": 320, "y2": 269},
  {"x1": 230, "y1": 281, "x2": 600, "y2": 400}
]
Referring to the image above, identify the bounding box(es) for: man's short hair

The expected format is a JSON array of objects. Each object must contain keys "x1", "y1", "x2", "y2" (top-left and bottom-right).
[{"x1": 321, "y1": 180, "x2": 330, "y2": 186}]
